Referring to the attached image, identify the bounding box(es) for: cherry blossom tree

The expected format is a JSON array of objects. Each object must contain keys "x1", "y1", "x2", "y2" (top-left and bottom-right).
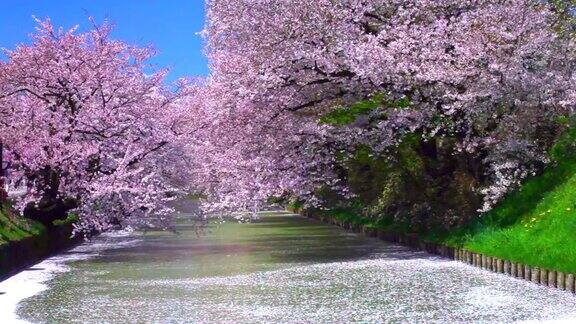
[
  {"x1": 0, "y1": 141, "x2": 7, "y2": 203},
  {"x1": 0, "y1": 18, "x2": 197, "y2": 235},
  {"x1": 192, "y1": 87, "x2": 343, "y2": 214},
  {"x1": 203, "y1": 0, "x2": 576, "y2": 214}
]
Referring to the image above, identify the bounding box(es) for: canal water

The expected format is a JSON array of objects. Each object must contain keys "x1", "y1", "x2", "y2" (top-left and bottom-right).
[{"x1": 2, "y1": 209, "x2": 576, "y2": 323}]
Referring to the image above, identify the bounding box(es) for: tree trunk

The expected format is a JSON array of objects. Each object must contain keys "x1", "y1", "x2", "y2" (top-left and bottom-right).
[{"x1": 0, "y1": 141, "x2": 6, "y2": 204}]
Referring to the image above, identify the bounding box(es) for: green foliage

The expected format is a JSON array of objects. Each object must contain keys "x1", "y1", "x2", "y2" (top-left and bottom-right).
[
  {"x1": 402, "y1": 125, "x2": 576, "y2": 271},
  {"x1": 317, "y1": 208, "x2": 370, "y2": 225},
  {"x1": 319, "y1": 93, "x2": 411, "y2": 126},
  {"x1": 395, "y1": 134, "x2": 425, "y2": 174},
  {"x1": 549, "y1": 0, "x2": 576, "y2": 36},
  {"x1": 184, "y1": 192, "x2": 207, "y2": 200},
  {"x1": 53, "y1": 213, "x2": 79, "y2": 226},
  {"x1": 344, "y1": 134, "x2": 482, "y2": 233},
  {"x1": 345, "y1": 136, "x2": 425, "y2": 206},
  {"x1": 550, "y1": 122, "x2": 576, "y2": 161},
  {"x1": 286, "y1": 199, "x2": 304, "y2": 213},
  {"x1": 309, "y1": 124, "x2": 576, "y2": 273},
  {"x1": 440, "y1": 124, "x2": 576, "y2": 272},
  {"x1": 316, "y1": 150, "x2": 576, "y2": 273},
  {"x1": 0, "y1": 202, "x2": 81, "y2": 246},
  {"x1": 319, "y1": 94, "x2": 385, "y2": 126},
  {"x1": 430, "y1": 113, "x2": 456, "y2": 133}
]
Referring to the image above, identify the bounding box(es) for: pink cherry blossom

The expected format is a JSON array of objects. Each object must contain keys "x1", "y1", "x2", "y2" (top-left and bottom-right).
[
  {"x1": 201, "y1": 0, "x2": 576, "y2": 213},
  {"x1": 0, "y1": 18, "x2": 198, "y2": 234}
]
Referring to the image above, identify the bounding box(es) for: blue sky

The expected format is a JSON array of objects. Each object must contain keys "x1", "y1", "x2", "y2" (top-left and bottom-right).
[{"x1": 0, "y1": 1, "x2": 209, "y2": 82}]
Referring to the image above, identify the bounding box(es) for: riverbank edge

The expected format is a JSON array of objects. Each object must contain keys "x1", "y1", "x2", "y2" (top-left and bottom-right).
[
  {"x1": 288, "y1": 207, "x2": 576, "y2": 295},
  {"x1": 0, "y1": 223, "x2": 82, "y2": 281}
]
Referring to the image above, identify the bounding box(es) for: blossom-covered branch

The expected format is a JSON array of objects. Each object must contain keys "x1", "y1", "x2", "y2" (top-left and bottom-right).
[
  {"x1": 0, "y1": 18, "x2": 199, "y2": 234},
  {"x1": 202, "y1": 0, "x2": 576, "y2": 214}
]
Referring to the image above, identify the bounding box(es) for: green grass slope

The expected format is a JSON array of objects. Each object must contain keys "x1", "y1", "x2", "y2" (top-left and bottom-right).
[
  {"x1": 299, "y1": 127, "x2": 576, "y2": 274},
  {"x1": 451, "y1": 156, "x2": 576, "y2": 273},
  {"x1": 0, "y1": 205, "x2": 45, "y2": 246},
  {"x1": 443, "y1": 127, "x2": 576, "y2": 273}
]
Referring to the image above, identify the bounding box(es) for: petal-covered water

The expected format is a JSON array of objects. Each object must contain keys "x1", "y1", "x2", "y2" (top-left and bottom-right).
[{"x1": 2, "y1": 210, "x2": 576, "y2": 323}]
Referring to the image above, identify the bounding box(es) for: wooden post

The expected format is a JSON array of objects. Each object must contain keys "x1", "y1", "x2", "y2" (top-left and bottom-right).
[
  {"x1": 511, "y1": 262, "x2": 517, "y2": 277},
  {"x1": 517, "y1": 263, "x2": 524, "y2": 279},
  {"x1": 558, "y1": 272, "x2": 566, "y2": 290},
  {"x1": 540, "y1": 269, "x2": 549, "y2": 286},
  {"x1": 567, "y1": 274, "x2": 575, "y2": 293},
  {"x1": 531, "y1": 267, "x2": 540, "y2": 284},
  {"x1": 0, "y1": 141, "x2": 6, "y2": 204},
  {"x1": 497, "y1": 259, "x2": 504, "y2": 273},
  {"x1": 524, "y1": 265, "x2": 531, "y2": 281},
  {"x1": 548, "y1": 271, "x2": 557, "y2": 288}
]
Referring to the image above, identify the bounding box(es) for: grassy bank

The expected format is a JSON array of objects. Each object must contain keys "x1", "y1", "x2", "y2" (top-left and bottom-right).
[
  {"x1": 450, "y1": 156, "x2": 576, "y2": 273},
  {"x1": 294, "y1": 146, "x2": 576, "y2": 274},
  {"x1": 0, "y1": 205, "x2": 45, "y2": 246},
  {"x1": 0, "y1": 202, "x2": 80, "y2": 246},
  {"x1": 0, "y1": 203, "x2": 81, "y2": 280},
  {"x1": 443, "y1": 128, "x2": 576, "y2": 273}
]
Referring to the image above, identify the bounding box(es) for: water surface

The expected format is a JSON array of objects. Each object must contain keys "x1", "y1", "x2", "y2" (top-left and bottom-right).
[{"x1": 3, "y1": 210, "x2": 576, "y2": 323}]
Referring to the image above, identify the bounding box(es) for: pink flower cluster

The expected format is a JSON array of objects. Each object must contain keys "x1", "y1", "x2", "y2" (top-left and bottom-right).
[
  {"x1": 0, "y1": 19, "x2": 198, "y2": 234},
  {"x1": 201, "y1": 0, "x2": 576, "y2": 213},
  {"x1": 2, "y1": 0, "x2": 575, "y2": 231}
]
